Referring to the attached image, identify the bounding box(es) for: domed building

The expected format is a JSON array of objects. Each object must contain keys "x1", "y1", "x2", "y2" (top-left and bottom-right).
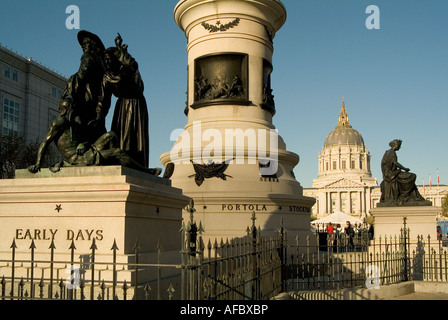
[
  {"x1": 303, "y1": 98, "x2": 448, "y2": 222},
  {"x1": 303, "y1": 99, "x2": 378, "y2": 219}
]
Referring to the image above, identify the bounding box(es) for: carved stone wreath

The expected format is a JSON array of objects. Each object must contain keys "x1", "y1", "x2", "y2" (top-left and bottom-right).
[{"x1": 202, "y1": 18, "x2": 240, "y2": 33}]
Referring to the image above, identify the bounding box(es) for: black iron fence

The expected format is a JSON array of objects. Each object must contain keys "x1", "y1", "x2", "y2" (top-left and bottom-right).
[
  {"x1": 180, "y1": 209, "x2": 283, "y2": 300},
  {"x1": 0, "y1": 237, "x2": 180, "y2": 300},
  {"x1": 283, "y1": 231, "x2": 407, "y2": 292},
  {"x1": 1, "y1": 214, "x2": 447, "y2": 300},
  {"x1": 285, "y1": 218, "x2": 448, "y2": 299},
  {"x1": 0, "y1": 209, "x2": 283, "y2": 301}
]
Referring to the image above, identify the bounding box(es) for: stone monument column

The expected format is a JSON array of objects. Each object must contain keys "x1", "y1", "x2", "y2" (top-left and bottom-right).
[{"x1": 161, "y1": 0, "x2": 315, "y2": 244}]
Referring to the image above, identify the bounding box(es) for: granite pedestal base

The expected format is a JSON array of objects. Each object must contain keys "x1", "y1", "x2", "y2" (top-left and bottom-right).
[
  {"x1": 370, "y1": 205, "x2": 440, "y2": 240},
  {"x1": 0, "y1": 166, "x2": 190, "y2": 298}
]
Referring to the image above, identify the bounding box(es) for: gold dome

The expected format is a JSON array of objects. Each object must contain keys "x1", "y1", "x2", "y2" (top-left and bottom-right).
[{"x1": 324, "y1": 98, "x2": 365, "y2": 148}]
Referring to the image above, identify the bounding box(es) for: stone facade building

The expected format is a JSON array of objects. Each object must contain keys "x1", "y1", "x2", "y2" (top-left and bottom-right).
[{"x1": 0, "y1": 44, "x2": 66, "y2": 143}]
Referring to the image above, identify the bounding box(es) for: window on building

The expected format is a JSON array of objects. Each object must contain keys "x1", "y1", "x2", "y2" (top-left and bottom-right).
[
  {"x1": 2, "y1": 98, "x2": 20, "y2": 135},
  {"x1": 333, "y1": 161, "x2": 337, "y2": 170},
  {"x1": 342, "y1": 160, "x2": 346, "y2": 170},
  {"x1": 52, "y1": 87, "x2": 57, "y2": 97},
  {"x1": 326, "y1": 162, "x2": 329, "y2": 171},
  {"x1": 351, "y1": 160, "x2": 355, "y2": 169},
  {"x1": 12, "y1": 69, "x2": 18, "y2": 81},
  {"x1": 4, "y1": 65, "x2": 10, "y2": 78}
]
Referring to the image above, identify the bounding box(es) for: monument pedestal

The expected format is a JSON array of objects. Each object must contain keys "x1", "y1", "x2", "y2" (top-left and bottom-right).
[
  {"x1": 370, "y1": 205, "x2": 440, "y2": 239},
  {"x1": 0, "y1": 166, "x2": 190, "y2": 298},
  {"x1": 161, "y1": 0, "x2": 316, "y2": 246}
]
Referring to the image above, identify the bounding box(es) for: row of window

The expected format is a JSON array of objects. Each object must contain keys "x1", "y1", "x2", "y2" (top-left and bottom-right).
[
  {"x1": 4, "y1": 65, "x2": 18, "y2": 81},
  {"x1": 52, "y1": 87, "x2": 63, "y2": 99},
  {"x1": 3, "y1": 64, "x2": 63, "y2": 99},
  {"x1": 2, "y1": 98, "x2": 20, "y2": 136},
  {"x1": 323, "y1": 159, "x2": 365, "y2": 171}
]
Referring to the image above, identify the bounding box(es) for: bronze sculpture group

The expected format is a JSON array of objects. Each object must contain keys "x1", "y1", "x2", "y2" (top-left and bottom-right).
[{"x1": 28, "y1": 30, "x2": 161, "y2": 176}]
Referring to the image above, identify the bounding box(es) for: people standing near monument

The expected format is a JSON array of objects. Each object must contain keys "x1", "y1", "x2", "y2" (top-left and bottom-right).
[
  {"x1": 368, "y1": 224, "x2": 374, "y2": 240},
  {"x1": 325, "y1": 223, "x2": 335, "y2": 248},
  {"x1": 344, "y1": 221, "x2": 355, "y2": 251},
  {"x1": 325, "y1": 223, "x2": 334, "y2": 234},
  {"x1": 98, "y1": 33, "x2": 149, "y2": 168},
  {"x1": 336, "y1": 223, "x2": 343, "y2": 234},
  {"x1": 437, "y1": 225, "x2": 443, "y2": 240}
]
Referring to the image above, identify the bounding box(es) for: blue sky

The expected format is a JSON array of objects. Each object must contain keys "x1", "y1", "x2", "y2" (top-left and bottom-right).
[{"x1": 1, "y1": 0, "x2": 447, "y2": 188}]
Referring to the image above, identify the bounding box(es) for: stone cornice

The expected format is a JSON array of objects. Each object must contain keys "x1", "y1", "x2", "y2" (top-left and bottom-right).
[{"x1": 323, "y1": 178, "x2": 369, "y2": 189}]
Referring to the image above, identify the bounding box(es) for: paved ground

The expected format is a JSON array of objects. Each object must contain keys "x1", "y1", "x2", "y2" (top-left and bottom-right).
[
  {"x1": 386, "y1": 292, "x2": 448, "y2": 300},
  {"x1": 278, "y1": 281, "x2": 448, "y2": 300}
]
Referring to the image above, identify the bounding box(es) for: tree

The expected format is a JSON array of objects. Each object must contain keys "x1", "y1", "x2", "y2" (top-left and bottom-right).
[{"x1": 0, "y1": 132, "x2": 59, "y2": 179}]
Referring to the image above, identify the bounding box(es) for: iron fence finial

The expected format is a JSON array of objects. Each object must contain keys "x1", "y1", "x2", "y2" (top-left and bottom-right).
[
  {"x1": 10, "y1": 238, "x2": 17, "y2": 249},
  {"x1": 111, "y1": 239, "x2": 119, "y2": 251}
]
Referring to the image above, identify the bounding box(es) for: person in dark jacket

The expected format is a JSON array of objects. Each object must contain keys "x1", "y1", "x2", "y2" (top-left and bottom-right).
[{"x1": 345, "y1": 221, "x2": 355, "y2": 251}]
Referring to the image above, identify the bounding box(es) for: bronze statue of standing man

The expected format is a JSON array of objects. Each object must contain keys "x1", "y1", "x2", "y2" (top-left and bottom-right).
[{"x1": 61, "y1": 30, "x2": 107, "y2": 144}]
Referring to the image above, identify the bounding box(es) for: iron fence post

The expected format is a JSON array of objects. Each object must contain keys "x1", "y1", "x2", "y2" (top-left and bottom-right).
[
  {"x1": 197, "y1": 224, "x2": 204, "y2": 300},
  {"x1": 90, "y1": 238, "x2": 97, "y2": 300},
  {"x1": 402, "y1": 217, "x2": 409, "y2": 281},
  {"x1": 133, "y1": 240, "x2": 140, "y2": 300},
  {"x1": 279, "y1": 218, "x2": 287, "y2": 293},
  {"x1": 29, "y1": 240, "x2": 36, "y2": 299},
  {"x1": 250, "y1": 212, "x2": 259, "y2": 300},
  {"x1": 186, "y1": 198, "x2": 198, "y2": 300},
  {"x1": 69, "y1": 240, "x2": 76, "y2": 300},
  {"x1": 49, "y1": 239, "x2": 56, "y2": 299},
  {"x1": 111, "y1": 239, "x2": 118, "y2": 300},
  {"x1": 180, "y1": 221, "x2": 187, "y2": 300},
  {"x1": 10, "y1": 239, "x2": 16, "y2": 299}
]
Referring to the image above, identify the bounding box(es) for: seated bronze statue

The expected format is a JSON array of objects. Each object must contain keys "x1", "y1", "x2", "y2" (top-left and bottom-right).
[{"x1": 379, "y1": 139, "x2": 429, "y2": 206}]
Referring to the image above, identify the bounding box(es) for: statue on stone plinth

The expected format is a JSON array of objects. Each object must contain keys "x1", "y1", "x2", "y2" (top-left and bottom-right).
[
  {"x1": 27, "y1": 30, "x2": 160, "y2": 175},
  {"x1": 379, "y1": 139, "x2": 430, "y2": 206}
]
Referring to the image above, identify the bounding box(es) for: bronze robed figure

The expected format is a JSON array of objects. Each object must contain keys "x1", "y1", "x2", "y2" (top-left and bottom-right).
[
  {"x1": 99, "y1": 34, "x2": 149, "y2": 168},
  {"x1": 379, "y1": 139, "x2": 430, "y2": 206}
]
